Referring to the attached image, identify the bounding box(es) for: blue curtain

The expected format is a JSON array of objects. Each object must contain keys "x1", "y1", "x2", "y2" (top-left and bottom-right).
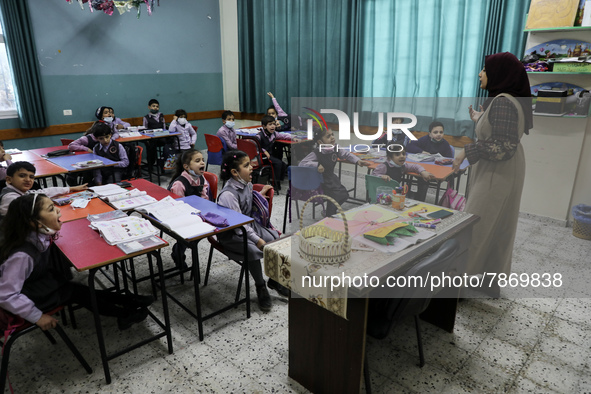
[
  {"x1": 238, "y1": 0, "x2": 362, "y2": 114},
  {"x1": 477, "y1": 0, "x2": 531, "y2": 99},
  {"x1": 237, "y1": 0, "x2": 530, "y2": 136},
  {"x1": 0, "y1": 0, "x2": 47, "y2": 128}
]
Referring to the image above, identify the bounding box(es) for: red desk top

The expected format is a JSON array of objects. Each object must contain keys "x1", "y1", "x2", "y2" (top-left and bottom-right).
[
  {"x1": 58, "y1": 197, "x2": 115, "y2": 223},
  {"x1": 129, "y1": 178, "x2": 180, "y2": 200},
  {"x1": 9, "y1": 150, "x2": 43, "y2": 162},
  {"x1": 28, "y1": 146, "x2": 71, "y2": 156},
  {"x1": 55, "y1": 218, "x2": 167, "y2": 271},
  {"x1": 116, "y1": 135, "x2": 151, "y2": 143},
  {"x1": 31, "y1": 160, "x2": 68, "y2": 177}
]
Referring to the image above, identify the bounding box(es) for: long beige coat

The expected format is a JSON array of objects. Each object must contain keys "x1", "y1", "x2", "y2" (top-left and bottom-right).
[{"x1": 465, "y1": 93, "x2": 526, "y2": 277}]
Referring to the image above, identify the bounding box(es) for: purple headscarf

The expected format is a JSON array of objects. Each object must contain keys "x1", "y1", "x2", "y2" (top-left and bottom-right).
[{"x1": 483, "y1": 52, "x2": 533, "y2": 133}]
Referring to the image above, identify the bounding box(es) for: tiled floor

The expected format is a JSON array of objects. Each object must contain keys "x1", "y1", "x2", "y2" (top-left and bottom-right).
[{"x1": 5, "y1": 155, "x2": 591, "y2": 393}]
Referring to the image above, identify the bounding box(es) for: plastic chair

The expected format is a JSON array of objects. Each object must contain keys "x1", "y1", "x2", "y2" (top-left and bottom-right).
[
  {"x1": 0, "y1": 306, "x2": 92, "y2": 393},
  {"x1": 236, "y1": 138, "x2": 277, "y2": 189},
  {"x1": 204, "y1": 134, "x2": 226, "y2": 171},
  {"x1": 364, "y1": 239, "x2": 460, "y2": 392},
  {"x1": 282, "y1": 166, "x2": 325, "y2": 233},
  {"x1": 203, "y1": 171, "x2": 218, "y2": 201},
  {"x1": 204, "y1": 184, "x2": 274, "y2": 287},
  {"x1": 364, "y1": 174, "x2": 401, "y2": 203},
  {"x1": 60, "y1": 138, "x2": 74, "y2": 146}
]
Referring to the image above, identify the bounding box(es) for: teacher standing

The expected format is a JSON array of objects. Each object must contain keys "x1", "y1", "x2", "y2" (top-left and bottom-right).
[{"x1": 452, "y1": 52, "x2": 533, "y2": 296}]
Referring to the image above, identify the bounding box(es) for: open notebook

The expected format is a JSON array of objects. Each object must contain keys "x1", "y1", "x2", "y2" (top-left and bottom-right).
[
  {"x1": 102, "y1": 188, "x2": 157, "y2": 210},
  {"x1": 137, "y1": 196, "x2": 216, "y2": 239}
]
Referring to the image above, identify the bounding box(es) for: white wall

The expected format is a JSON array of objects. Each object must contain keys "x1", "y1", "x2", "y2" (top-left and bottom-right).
[{"x1": 219, "y1": 0, "x2": 240, "y2": 112}]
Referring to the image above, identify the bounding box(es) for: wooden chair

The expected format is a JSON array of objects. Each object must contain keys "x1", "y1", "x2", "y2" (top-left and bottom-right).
[
  {"x1": 204, "y1": 184, "x2": 274, "y2": 287},
  {"x1": 282, "y1": 166, "x2": 325, "y2": 233},
  {"x1": 364, "y1": 239, "x2": 460, "y2": 393},
  {"x1": 0, "y1": 306, "x2": 92, "y2": 393},
  {"x1": 204, "y1": 134, "x2": 226, "y2": 171},
  {"x1": 203, "y1": 171, "x2": 218, "y2": 201},
  {"x1": 236, "y1": 138, "x2": 277, "y2": 189}
]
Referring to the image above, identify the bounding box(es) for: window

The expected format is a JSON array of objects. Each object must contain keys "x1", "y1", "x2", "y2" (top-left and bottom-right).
[{"x1": 0, "y1": 21, "x2": 17, "y2": 119}]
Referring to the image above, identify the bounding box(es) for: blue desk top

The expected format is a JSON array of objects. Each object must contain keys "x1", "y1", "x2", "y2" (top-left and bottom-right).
[
  {"x1": 47, "y1": 153, "x2": 116, "y2": 171},
  {"x1": 142, "y1": 131, "x2": 182, "y2": 138},
  {"x1": 179, "y1": 195, "x2": 253, "y2": 230}
]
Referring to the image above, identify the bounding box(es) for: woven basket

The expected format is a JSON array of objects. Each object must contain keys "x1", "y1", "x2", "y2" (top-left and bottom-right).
[
  {"x1": 298, "y1": 194, "x2": 351, "y2": 265},
  {"x1": 573, "y1": 218, "x2": 591, "y2": 240}
]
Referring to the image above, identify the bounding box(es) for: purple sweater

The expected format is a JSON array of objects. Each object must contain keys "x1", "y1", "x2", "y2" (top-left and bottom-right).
[
  {"x1": 216, "y1": 124, "x2": 237, "y2": 150},
  {"x1": 0, "y1": 232, "x2": 51, "y2": 323},
  {"x1": 406, "y1": 135, "x2": 453, "y2": 158}
]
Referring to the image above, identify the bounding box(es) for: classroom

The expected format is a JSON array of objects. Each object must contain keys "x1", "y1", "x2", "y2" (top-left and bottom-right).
[{"x1": 0, "y1": 0, "x2": 590, "y2": 393}]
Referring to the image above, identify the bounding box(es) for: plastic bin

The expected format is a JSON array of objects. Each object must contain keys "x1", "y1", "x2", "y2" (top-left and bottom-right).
[{"x1": 572, "y1": 204, "x2": 591, "y2": 240}]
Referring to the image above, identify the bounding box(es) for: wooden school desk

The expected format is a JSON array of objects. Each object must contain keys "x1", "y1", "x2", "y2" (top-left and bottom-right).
[
  {"x1": 46, "y1": 152, "x2": 117, "y2": 173},
  {"x1": 139, "y1": 194, "x2": 254, "y2": 341},
  {"x1": 55, "y1": 218, "x2": 173, "y2": 384},
  {"x1": 264, "y1": 203, "x2": 479, "y2": 394},
  {"x1": 8, "y1": 148, "x2": 69, "y2": 186},
  {"x1": 57, "y1": 196, "x2": 115, "y2": 223},
  {"x1": 139, "y1": 130, "x2": 182, "y2": 185}
]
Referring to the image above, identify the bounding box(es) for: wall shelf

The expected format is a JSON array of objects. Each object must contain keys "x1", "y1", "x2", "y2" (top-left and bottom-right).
[
  {"x1": 533, "y1": 113, "x2": 588, "y2": 118},
  {"x1": 527, "y1": 72, "x2": 591, "y2": 75},
  {"x1": 524, "y1": 26, "x2": 591, "y2": 33}
]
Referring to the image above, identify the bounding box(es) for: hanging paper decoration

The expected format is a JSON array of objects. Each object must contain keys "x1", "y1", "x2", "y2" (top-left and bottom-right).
[{"x1": 65, "y1": 0, "x2": 158, "y2": 18}]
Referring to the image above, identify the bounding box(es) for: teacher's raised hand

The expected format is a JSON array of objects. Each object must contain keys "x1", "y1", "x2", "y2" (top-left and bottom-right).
[{"x1": 469, "y1": 104, "x2": 484, "y2": 123}]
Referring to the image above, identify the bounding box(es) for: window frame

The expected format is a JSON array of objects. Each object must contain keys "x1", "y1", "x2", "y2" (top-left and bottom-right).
[{"x1": 0, "y1": 23, "x2": 18, "y2": 119}]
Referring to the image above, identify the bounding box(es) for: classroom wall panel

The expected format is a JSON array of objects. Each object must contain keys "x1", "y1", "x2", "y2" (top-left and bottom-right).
[
  {"x1": 41, "y1": 73, "x2": 223, "y2": 125},
  {"x1": 0, "y1": 0, "x2": 224, "y2": 144}
]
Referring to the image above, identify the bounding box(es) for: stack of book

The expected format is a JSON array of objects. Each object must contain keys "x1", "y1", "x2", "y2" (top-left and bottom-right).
[
  {"x1": 137, "y1": 196, "x2": 216, "y2": 239},
  {"x1": 87, "y1": 210, "x2": 163, "y2": 253},
  {"x1": 90, "y1": 185, "x2": 158, "y2": 210}
]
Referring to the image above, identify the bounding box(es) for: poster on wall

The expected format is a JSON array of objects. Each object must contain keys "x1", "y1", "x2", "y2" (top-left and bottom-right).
[{"x1": 526, "y1": 0, "x2": 579, "y2": 29}]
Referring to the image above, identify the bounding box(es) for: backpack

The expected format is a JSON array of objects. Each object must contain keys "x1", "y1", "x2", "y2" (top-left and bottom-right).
[
  {"x1": 251, "y1": 190, "x2": 279, "y2": 233},
  {"x1": 438, "y1": 187, "x2": 466, "y2": 211}
]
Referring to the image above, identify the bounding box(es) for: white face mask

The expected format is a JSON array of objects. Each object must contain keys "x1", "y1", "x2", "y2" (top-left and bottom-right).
[
  {"x1": 225, "y1": 121, "x2": 235, "y2": 129},
  {"x1": 103, "y1": 117, "x2": 113, "y2": 123},
  {"x1": 387, "y1": 159, "x2": 402, "y2": 168},
  {"x1": 178, "y1": 118, "x2": 187, "y2": 126},
  {"x1": 187, "y1": 169, "x2": 198, "y2": 178},
  {"x1": 38, "y1": 223, "x2": 57, "y2": 235}
]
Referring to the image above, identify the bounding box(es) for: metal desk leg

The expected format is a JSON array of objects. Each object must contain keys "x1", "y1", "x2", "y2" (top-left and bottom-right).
[
  {"x1": 154, "y1": 250, "x2": 173, "y2": 354},
  {"x1": 88, "y1": 268, "x2": 112, "y2": 384},
  {"x1": 191, "y1": 241, "x2": 205, "y2": 341}
]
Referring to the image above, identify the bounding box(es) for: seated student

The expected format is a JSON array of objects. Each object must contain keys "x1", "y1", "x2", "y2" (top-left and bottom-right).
[
  {"x1": 406, "y1": 121, "x2": 454, "y2": 158},
  {"x1": 217, "y1": 150, "x2": 289, "y2": 312},
  {"x1": 95, "y1": 106, "x2": 127, "y2": 137},
  {"x1": 143, "y1": 99, "x2": 165, "y2": 130},
  {"x1": 255, "y1": 115, "x2": 292, "y2": 189},
  {"x1": 0, "y1": 161, "x2": 87, "y2": 218},
  {"x1": 0, "y1": 140, "x2": 13, "y2": 181},
  {"x1": 68, "y1": 121, "x2": 104, "y2": 153},
  {"x1": 216, "y1": 110, "x2": 237, "y2": 151},
  {"x1": 372, "y1": 117, "x2": 409, "y2": 147},
  {"x1": 143, "y1": 99, "x2": 172, "y2": 168},
  {"x1": 372, "y1": 145, "x2": 434, "y2": 202},
  {"x1": 168, "y1": 109, "x2": 196, "y2": 153},
  {"x1": 92, "y1": 123, "x2": 130, "y2": 185},
  {"x1": 0, "y1": 194, "x2": 153, "y2": 331},
  {"x1": 168, "y1": 149, "x2": 209, "y2": 269},
  {"x1": 299, "y1": 128, "x2": 370, "y2": 217}
]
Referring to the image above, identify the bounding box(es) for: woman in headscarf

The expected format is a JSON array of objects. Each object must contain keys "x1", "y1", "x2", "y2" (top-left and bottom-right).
[{"x1": 452, "y1": 52, "x2": 533, "y2": 297}]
